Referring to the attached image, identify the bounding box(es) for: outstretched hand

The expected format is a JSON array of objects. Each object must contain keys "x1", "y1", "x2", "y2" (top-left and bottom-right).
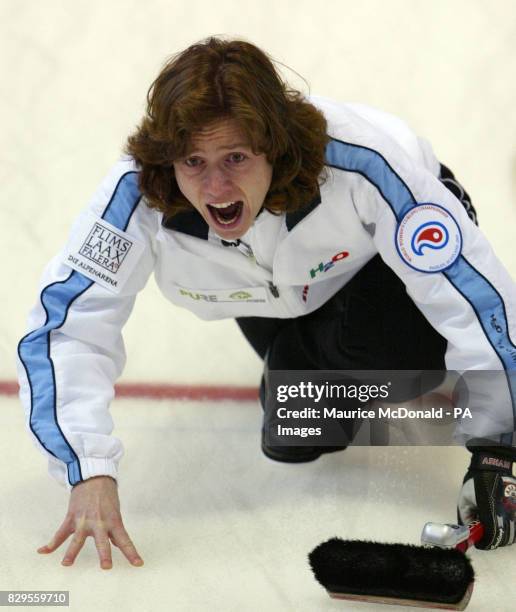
[{"x1": 37, "y1": 475, "x2": 144, "y2": 569}]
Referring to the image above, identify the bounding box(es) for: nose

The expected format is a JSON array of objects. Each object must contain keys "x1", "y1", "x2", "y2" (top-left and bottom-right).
[{"x1": 203, "y1": 165, "x2": 233, "y2": 200}]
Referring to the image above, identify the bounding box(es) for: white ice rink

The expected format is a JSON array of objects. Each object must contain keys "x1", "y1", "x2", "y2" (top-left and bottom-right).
[{"x1": 2, "y1": 2, "x2": 516, "y2": 611}]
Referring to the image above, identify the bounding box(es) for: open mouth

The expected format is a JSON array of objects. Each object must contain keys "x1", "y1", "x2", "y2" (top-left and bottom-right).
[{"x1": 207, "y1": 201, "x2": 244, "y2": 228}]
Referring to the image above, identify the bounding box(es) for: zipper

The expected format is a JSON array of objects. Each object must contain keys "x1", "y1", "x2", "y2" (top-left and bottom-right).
[
  {"x1": 239, "y1": 242, "x2": 279, "y2": 298},
  {"x1": 220, "y1": 237, "x2": 280, "y2": 299},
  {"x1": 236, "y1": 239, "x2": 255, "y2": 261},
  {"x1": 240, "y1": 240, "x2": 279, "y2": 298}
]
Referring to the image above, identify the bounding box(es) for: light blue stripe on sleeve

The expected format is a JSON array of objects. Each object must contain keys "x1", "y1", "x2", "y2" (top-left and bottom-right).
[
  {"x1": 325, "y1": 138, "x2": 516, "y2": 431},
  {"x1": 325, "y1": 139, "x2": 417, "y2": 219},
  {"x1": 18, "y1": 171, "x2": 141, "y2": 486},
  {"x1": 18, "y1": 274, "x2": 93, "y2": 484}
]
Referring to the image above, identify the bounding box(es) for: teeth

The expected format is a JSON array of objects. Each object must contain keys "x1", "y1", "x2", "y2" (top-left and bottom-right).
[
  {"x1": 218, "y1": 217, "x2": 237, "y2": 225},
  {"x1": 208, "y1": 201, "x2": 237, "y2": 209}
]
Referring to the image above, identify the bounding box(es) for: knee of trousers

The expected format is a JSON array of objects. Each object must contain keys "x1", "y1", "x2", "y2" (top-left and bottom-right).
[{"x1": 259, "y1": 368, "x2": 353, "y2": 463}]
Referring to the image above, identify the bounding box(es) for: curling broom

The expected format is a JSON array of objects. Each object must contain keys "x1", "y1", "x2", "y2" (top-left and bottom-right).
[{"x1": 308, "y1": 521, "x2": 484, "y2": 610}]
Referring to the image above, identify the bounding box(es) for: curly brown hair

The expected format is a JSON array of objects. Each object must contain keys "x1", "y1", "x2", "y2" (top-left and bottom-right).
[{"x1": 125, "y1": 36, "x2": 330, "y2": 217}]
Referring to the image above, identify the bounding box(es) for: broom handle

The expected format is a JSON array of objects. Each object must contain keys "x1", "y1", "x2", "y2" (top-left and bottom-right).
[
  {"x1": 454, "y1": 521, "x2": 484, "y2": 552},
  {"x1": 420, "y1": 520, "x2": 484, "y2": 551}
]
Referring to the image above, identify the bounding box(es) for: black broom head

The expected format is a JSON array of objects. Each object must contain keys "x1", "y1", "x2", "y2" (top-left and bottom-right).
[{"x1": 308, "y1": 538, "x2": 475, "y2": 610}]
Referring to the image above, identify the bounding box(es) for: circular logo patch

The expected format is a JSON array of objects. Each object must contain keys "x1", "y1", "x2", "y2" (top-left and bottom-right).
[{"x1": 396, "y1": 204, "x2": 462, "y2": 272}]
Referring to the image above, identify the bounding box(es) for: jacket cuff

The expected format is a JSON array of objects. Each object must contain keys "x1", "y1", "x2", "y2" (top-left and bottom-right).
[
  {"x1": 466, "y1": 438, "x2": 516, "y2": 462},
  {"x1": 466, "y1": 440, "x2": 515, "y2": 474},
  {"x1": 68, "y1": 458, "x2": 119, "y2": 491}
]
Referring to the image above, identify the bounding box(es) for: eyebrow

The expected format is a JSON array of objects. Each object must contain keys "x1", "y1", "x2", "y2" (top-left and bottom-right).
[{"x1": 188, "y1": 142, "x2": 251, "y2": 154}]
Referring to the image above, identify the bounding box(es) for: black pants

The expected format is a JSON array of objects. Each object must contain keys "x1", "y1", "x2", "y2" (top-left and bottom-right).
[
  {"x1": 236, "y1": 164, "x2": 476, "y2": 460},
  {"x1": 237, "y1": 254, "x2": 448, "y2": 371}
]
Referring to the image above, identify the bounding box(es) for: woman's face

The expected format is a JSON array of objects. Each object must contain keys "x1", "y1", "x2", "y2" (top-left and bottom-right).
[{"x1": 173, "y1": 119, "x2": 273, "y2": 240}]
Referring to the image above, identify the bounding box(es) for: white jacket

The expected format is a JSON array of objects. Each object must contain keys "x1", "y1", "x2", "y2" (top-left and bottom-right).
[{"x1": 17, "y1": 96, "x2": 516, "y2": 489}]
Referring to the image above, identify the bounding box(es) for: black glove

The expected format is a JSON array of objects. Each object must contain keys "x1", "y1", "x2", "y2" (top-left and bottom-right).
[{"x1": 457, "y1": 441, "x2": 516, "y2": 550}]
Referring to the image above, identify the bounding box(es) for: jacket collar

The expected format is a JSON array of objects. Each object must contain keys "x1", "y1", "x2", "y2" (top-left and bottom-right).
[
  {"x1": 161, "y1": 209, "x2": 209, "y2": 240},
  {"x1": 285, "y1": 188, "x2": 322, "y2": 231},
  {"x1": 161, "y1": 189, "x2": 322, "y2": 240}
]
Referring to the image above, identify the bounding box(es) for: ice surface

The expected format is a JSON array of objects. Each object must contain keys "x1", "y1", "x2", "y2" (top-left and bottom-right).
[{"x1": 2, "y1": 1, "x2": 516, "y2": 609}]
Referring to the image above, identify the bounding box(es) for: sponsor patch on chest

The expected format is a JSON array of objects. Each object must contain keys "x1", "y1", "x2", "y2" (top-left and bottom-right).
[
  {"x1": 63, "y1": 212, "x2": 145, "y2": 294},
  {"x1": 172, "y1": 285, "x2": 269, "y2": 304},
  {"x1": 309, "y1": 250, "x2": 349, "y2": 278}
]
